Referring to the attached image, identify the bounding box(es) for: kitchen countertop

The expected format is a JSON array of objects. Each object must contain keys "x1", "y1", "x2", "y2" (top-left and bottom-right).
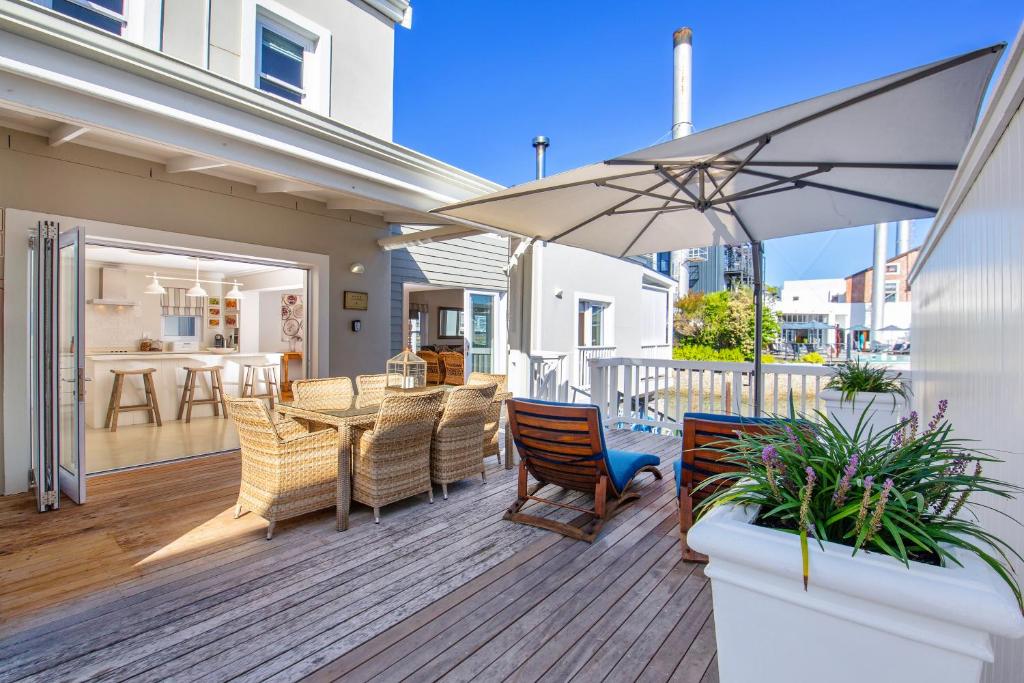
[{"x1": 86, "y1": 351, "x2": 284, "y2": 361}]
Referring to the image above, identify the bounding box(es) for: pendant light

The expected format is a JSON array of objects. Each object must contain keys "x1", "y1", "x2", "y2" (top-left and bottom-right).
[
  {"x1": 186, "y1": 258, "x2": 208, "y2": 298},
  {"x1": 144, "y1": 272, "x2": 166, "y2": 295},
  {"x1": 225, "y1": 281, "x2": 244, "y2": 300}
]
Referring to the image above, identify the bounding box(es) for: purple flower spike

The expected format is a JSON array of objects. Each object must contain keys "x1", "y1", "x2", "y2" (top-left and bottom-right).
[
  {"x1": 926, "y1": 399, "x2": 949, "y2": 435},
  {"x1": 832, "y1": 453, "x2": 859, "y2": 506},
  {"x1": 785, "y1": 425, "x2": 804, "y2": 455}
]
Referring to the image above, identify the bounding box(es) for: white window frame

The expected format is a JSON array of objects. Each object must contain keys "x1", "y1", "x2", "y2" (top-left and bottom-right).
[
  {"x1": 241, "y1": 0, "x2": 332, "y2": 116},
  {"x1": 32, "y1": 0, "x2": 157, "y2": 46},
  {"x1": 886, "y1": 263, "x2": 901, "y2": 274},
  {"x1": 884, "y1": 280, "x2": 900, "y2": 303},
  {"x1": 574, "y1": 293, "x2": 614, "y2": 348}
]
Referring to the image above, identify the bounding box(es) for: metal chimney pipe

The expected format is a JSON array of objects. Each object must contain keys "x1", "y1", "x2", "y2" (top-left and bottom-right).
[
  {"x1": 897, "y1": 220, "x2": 911, "y2": 254},
  {"x1": 532, "y1": 135, "x2": 550, "y2": 180},
  {"x1": 871, "y1": 223, "x2": 888, "y2": 342},
  {"x1": 672, "y1": 27, "x2": 693, "y2": 139}
]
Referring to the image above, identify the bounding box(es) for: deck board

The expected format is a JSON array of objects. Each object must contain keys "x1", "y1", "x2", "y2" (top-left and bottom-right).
[{"x1": 0, "y1": 430, "x2": 717, "y2": 682}]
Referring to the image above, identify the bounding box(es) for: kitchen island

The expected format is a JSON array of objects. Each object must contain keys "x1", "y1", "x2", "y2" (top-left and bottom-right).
[{"x1": 85, "y1": 351, "x2": 283, "y2": 429}]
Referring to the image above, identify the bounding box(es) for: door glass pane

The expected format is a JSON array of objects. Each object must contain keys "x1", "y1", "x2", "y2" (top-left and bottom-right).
[
  {"x1": 52, "y1": 0, "x2": 125, "y2": 34},
  {"x1": 468, "y1": 294, "x2": 494, "y2": 373},
  {"x1": 58, "y1": 240, "x2": 79, "y2": 477},
  {"x1": 591, "y1": 304, "x2": 604, "y2": 346}
]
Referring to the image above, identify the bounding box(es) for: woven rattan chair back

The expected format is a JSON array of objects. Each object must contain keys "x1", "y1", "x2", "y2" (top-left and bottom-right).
[
  {"x1": 356, "y1": 373, "x2": 403, "y2": 404},
  {"x1": 439, "y1": 352, "x2": 465, "y2": 385},
  {"x1": 292, "y1": 376, "x2": 354, "y2": 411},
  {"x1": 418, "y1": 350, "x2": 442, "y2": 384},
  {"x1": 467, "y1": 372, "x2": 508, "y2": 394},
  {"x1": 224, "y1": 396, "x2": 283, "y2": 446},
  {"x1": 430, "y1": 384, "x2": 496, "y2": 497}
]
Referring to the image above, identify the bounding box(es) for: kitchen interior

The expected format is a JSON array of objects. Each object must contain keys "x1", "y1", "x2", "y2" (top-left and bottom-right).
[{"x1": 84, "y1": 245, "x2": 308, "y2": 472}]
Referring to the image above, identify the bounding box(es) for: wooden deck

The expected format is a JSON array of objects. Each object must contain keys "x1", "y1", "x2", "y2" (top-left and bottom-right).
[{"x1": 0, "y1": 431, "x2": 717, "y2": 682}]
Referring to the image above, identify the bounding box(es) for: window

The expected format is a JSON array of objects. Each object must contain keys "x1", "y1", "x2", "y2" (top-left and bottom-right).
[
  {"x1": 655, "y1": 252, "x2": 671, "y2": 277},
  {"x1": 577, "y1": 300, "x2": 609, "y2": 347},
  {"x1": 884, "y1": 281, "x2": 899, "y2": 303},
  {"x1": 162, "y1": 315, "x2": 200, "y2": 341},
  {"x1": 886, "y1": 263, "x2": 900, "y2": 274},
  {"x1": 408, "y1": 304, "x2": 427, "y2": 351},
  {"x1": 438, "y1": 307, "x2": 464, "y2": 339},
  {"x1": 246, "y1": 3, "x2": 332, "y2": 114},
  {"x1": 40, "y1": 0, "x2": 125, "y2": 34}
]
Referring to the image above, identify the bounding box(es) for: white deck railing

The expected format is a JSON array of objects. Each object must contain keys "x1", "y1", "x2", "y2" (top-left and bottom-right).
[
  {"x1": 575, "y1": 346, "x2": 616, "y2": 388},
  {"x1": 590, "y1": 357, "x2": 839, "y2": 431},
  {"x1": 528, "y1": 352, "x2": 568, "y2": 402}
]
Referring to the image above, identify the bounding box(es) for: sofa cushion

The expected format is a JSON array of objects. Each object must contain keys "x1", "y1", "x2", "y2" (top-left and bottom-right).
[{"x1": 605, "y1": 449, "x2": 660, "y2": 494}]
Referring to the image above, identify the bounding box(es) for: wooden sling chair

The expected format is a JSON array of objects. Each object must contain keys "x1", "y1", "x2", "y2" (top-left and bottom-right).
[
  {"x1": 676, "y1": 412, "x2": 778, "y2": 561},
  {"x1": 505, "y1": 398, "x2": 663, "y2": 543}
]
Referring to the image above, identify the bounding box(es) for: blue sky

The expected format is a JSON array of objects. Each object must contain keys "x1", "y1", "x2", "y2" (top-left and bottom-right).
[{"x1": 393, "y1": 1, "x2": 1023, "y2": 286}]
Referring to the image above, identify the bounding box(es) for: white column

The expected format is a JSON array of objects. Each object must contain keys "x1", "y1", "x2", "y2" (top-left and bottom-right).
[
  {"x1": 871, "y1": 223, "x2": 888, "y2": 341},
  {"x1": 897, "y1": 219, "x2": 911, "y2": 254}
]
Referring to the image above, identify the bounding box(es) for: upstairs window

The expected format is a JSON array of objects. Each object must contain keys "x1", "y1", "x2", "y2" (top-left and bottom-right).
[
  {"x1": 578, "y1": 300, "x2": 610, "y2": 347},
  {"x1": 257, "y1": 19, "x2": 309, "y2": 105},
  {"x1": 40, "y1": 0, "x2": 126, "y2": 35},
  {"x1": 884, "y1": 281, "x2": 899, "y2": 303}
]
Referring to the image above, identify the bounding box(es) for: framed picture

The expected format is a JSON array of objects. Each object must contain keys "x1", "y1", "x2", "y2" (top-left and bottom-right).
[
  {"x1": 438, "y1": 307, "x2": 465, "y2": 339},
  {"x1": 208, "y1": 318, "x2": 220, "y2": 328},
  {"x1": 208, "y1": 307, "x2": 221, "y2": 316},
  {"x1": 208, "y1": 297, "x2": 221, "y2": 306},
  {"x1": 225, "y1": 314, "x2": 238, "y2": 327},
  {"x1": 344, "y1": 290, "x2": 368, "y2": 310},
  {"x1": 225, "y1": 299, "x2": 239, "y2": 311}
]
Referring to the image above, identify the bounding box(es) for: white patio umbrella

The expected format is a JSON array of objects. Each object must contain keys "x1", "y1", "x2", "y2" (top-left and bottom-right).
[{"x1": 436, "y1": 44, "x2": 1003, "y2": 414}]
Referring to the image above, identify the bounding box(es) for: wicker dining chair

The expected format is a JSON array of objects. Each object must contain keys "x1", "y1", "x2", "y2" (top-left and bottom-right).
[
  {"x1": 418, "y1": 350, "x2": 442, "y2": 385},
  {"x1": 225, "y1": 397, "x2": 340, "y2": 540},
  {"x1": 350, "y1": 390, "x2": 445, "y2": 523},
  {"x1": 430, "y1": 383, "x2": 497, "y2": 499},
  {"x1": 291, "y1": 376, "x2": 354, "y2": 411},
  {"x1": 468, "y1": 372, "x2": 511, "y2": 464},
  {"x1": 355, "y1": 373, "x2": 403, "y2": 404},
  {"x1": 439, "y1": 352, "x2": 465, "y2": 385}
]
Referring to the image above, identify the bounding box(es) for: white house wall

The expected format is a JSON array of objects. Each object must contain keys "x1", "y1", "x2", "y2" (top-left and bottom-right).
[{"x1": 910, "y1": 32, "x2": 1024, "y2": 683}]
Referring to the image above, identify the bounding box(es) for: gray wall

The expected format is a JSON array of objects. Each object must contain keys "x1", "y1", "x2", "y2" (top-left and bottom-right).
[{"x1": 390, "y1": 225, "x2": 508, "y2": 355}]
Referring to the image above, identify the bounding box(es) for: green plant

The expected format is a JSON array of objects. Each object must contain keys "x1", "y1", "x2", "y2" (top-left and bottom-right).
[
  {"x1": 695, "y1": 403, "x2": 1023, "y2": 610},
  {"x1": 761, "y1": 353, "x2": 777, "y2": 364},
  {"x1": 673, "y1": 287, "x2": 780, "y2": 360},
  {"x1": 800, "y1": 351, "x2": 825, "y2": 364},
  {"x1": 826, "y1": 360, "x2": 908, "y2": 404},
  {"x1": 673, "y1": 344, "x2": 745, "y2": 362}
]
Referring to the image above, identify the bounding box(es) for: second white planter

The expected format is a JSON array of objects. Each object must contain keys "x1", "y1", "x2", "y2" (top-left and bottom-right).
[
  {"x1": 818, "y1": 388, "x2": 907, "y2": 438},
  {"x1": 687, "y1": 503, "x2": 1024, "y2": 683}
]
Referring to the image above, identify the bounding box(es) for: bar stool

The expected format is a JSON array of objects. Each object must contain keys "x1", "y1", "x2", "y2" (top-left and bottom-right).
[
  {"x1": 241, "y1": 363, "x2": 280, "y2": 408},
  {"x1": 177, "y1": 366, "x2": 228, "y2": 423},
  {"x1": 105, "y1": 368, "x2": 162, "y2": 432}
]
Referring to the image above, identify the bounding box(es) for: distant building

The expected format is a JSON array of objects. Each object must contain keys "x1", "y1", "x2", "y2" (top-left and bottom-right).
[{"x1": 775, "y1": 247, "x2": 919, "y2": 352}]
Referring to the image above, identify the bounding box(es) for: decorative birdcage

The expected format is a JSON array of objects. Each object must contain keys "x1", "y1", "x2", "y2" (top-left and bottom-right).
[{"x1": 386, "y1": 348, "x2": 427, "y2": 390}]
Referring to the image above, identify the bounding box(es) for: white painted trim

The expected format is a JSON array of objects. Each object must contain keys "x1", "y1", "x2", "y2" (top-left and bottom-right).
[
  {"x1": 573, "y1": 291, "x2": 615, "y2": 348},
  {"x1": 357, "y1": 0, "x2": 411, "y2": 26},
  {"x1": 2, "y1": 208, "x2": 331, "y2": 495},
  {"x1": 29, "y1": 0, "x2": 157, "y2": 48},
  {"x1": 910, "y1": 28, "x2": 1024, "y2": 283}
]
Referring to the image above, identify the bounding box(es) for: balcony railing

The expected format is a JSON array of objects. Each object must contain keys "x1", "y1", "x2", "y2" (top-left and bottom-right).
[
  {"x1": 587, "y1": 357, "x2": 910, "y2": 431},
  {"x1": 575, "y1": 346, "x2": 616, "y2": 388},
  {"x1": 527, "y1": 351, "x2": 568, "y2": 402}
]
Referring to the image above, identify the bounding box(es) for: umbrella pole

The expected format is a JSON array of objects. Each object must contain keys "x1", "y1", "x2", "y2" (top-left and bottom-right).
[{"x1": 752, "y1": 241, "x2": 764, "y2": 416}]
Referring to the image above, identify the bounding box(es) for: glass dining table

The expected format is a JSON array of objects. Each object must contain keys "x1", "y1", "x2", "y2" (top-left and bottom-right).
[{"x1": 275, "y1": 386, "x2": 457, "y2": 531}]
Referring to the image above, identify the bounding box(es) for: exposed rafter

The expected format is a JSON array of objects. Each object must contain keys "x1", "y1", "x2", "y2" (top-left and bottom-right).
[
  {"x1": 165, "y1": 155, "x2": 227, "y2": 174},
  {"x1": 48, "y1": 123, "x2": 87, "y2": 147}
]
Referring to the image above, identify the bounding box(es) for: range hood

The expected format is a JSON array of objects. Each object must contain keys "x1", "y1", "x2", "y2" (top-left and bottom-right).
[{"x1": 87, "y1": 267, "x2": 139, "y2": 306}]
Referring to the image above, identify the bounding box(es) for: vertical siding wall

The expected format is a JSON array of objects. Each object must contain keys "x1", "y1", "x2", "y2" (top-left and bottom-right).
[
  {"x1": 389, "y1": 225, "x2": 509, "y2": 354},
  {"x1": 912, "y1": 103, "x2": 1023, "y2": 683}
]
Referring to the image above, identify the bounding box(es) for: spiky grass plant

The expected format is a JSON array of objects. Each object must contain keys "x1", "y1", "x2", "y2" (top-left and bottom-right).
[
  {"x1": 826, "y1": 360, "x2": 909, "y2": 406},
  {"x1": 694, "y1": 402, "x2": 1023, "y2": 611}
]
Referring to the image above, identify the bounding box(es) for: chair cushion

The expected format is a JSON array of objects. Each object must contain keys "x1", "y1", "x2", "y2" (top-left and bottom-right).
[
  {"x1": 605, "y1": 449, "x2": 660, "y2": 494},
  {"x1": 683, "y1": 412, "x2": 779, "y2": 425},
  {"x1": 673, "y1": 459, "x2": 682, "y2": 498}
]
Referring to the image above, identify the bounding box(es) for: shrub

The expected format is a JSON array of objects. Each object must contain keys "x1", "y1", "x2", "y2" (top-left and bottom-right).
[
  {"x1": 800, "y1": 351, "x2": 825, "y2": 365},
  {"x1": 696, "y1": 403, "x2": 1023, "y2": 609},
  {"x1": 673, "y1": 344, "x2": 745, "y2": 362},
  {"x1": 826, "y1": 360, "x2": 908, "y2": 403},
  {"x1": 761, "y1": 353, "x2": 777, "y2": 364}
]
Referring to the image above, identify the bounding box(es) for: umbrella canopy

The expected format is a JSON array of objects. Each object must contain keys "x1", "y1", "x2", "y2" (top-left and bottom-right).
[
  {"x1": 880, "y1": 324, "x2": 910, "y2": 332},
  {"x1": 437, "y1": 45, "x2": 1002, "y2": 258}
]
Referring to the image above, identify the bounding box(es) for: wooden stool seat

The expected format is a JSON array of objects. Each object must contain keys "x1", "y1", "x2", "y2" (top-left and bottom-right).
[
  {"x1": 177, "y1": 366, "x2": 228, "y2": 423},
  {"x1": 242, "y1": 363, "x2": 281, "y2": 409},
  {"x1": 105, "y1": 368, "x2": 162, "y2": 432}
]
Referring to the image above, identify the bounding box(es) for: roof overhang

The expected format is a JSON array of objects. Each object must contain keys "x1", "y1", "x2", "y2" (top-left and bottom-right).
[{"x1": 0, "y1": 0, "x2": 496, "y2": 229}]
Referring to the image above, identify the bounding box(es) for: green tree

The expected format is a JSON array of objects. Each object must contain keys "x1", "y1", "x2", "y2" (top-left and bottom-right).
[{"x1": 673, "y1": 287, "x2": 780, "y2": 360}]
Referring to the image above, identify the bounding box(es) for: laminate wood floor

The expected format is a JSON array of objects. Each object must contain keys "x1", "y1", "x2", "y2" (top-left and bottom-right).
[{"x1": 0, "y1": 431, "x2": 717, "y2": 682}]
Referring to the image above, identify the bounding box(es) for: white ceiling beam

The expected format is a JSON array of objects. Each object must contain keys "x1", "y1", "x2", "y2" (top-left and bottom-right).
[
  {"x1": 48, "y1": 123, "x2": 88, "y2": 147},
  {"x1": 377, "y1": 225, "x2": 482, "y2": 251},
  {"x1": 256, "y1": 179, "x2": 315, "y2": 194},
  {"x1": 165, "y1": 155, "x2": 227, "y2": 174}
]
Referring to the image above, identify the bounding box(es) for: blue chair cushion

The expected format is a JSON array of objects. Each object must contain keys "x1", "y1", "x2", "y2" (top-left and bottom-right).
[
  {"x1": 683, "y1": 412, "x2": 779, "y2": 425},
  {"x1": 605, "y1": 449, "x2": 660, "y2": 494},
  {"x1": 673, "y1": 459, "x2": 682, "y2": 497}
]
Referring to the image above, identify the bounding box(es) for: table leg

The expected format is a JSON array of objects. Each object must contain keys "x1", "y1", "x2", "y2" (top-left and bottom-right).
[
  {"x1": 504, "y1": 424, "x2": 515, "y2": 470},
  {"x1": 336, "y1": 424, "x2": 353, "y2": 531}
]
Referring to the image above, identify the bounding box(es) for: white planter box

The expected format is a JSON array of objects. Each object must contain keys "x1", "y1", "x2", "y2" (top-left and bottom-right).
[
  {"x1": 688, "y1": 503, "x2": 1024, "y2": 683},
  {"x1": 819, "y1": 388, "x2": 907, "y2": 438}
]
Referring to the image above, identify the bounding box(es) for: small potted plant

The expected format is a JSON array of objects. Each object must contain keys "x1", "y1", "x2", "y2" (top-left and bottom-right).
[
  {"x1": 819, "y1": 360, "x2": 909, "y2": 436},
  {"x1": 687, "y1": 404, "x2": 1024, "y2": 683}
]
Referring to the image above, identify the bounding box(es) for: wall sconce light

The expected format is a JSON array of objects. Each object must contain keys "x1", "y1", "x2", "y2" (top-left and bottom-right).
[
  {"x1": 553, "y1": 288, "x2": 564, "y2": 299},
  {"x1": 350, "y1": 262, "x2": 366, "y2": 275}
]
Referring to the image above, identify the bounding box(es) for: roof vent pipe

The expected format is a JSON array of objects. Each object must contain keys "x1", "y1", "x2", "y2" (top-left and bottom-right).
[
  {"x1": 672, "y1": 27, "x2": 693, "y2": 139},
  {"x1": 897, "y1": 220, "x2": 911, "y2": 254},
  {"x1": 532, "y1": 135, "x2": 550, "y2": 180}
]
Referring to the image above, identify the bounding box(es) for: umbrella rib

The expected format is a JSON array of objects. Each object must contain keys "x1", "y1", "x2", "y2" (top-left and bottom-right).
[
  {"x1": 716, "y1": 161, "x2": 958, "y2": 170},
  {"x1": 708, "y1": 166, "x2": 831, "y2": 205},
  {"x1": 705, "y1": 137, "x2": 769, "y2": 202},
  {"x1": 736, "y1": 167, "x2": 939, "y2": 213},
  {"x1": 617, "y1": 187, "x2": 684, "y2": 258},
  {"x1": 703, "y1": 168, "x2": 755, "y2": 243},
  {"x1": 430, "y1": 167, "x2": 656, "y2": 213},
  {"x1": 657, "y1": 167, "x2": 700, "y2": 203},
  {"x1": 599, "y1": 181, "x2": 695, "y2": 207},
  {"x1": 548, "y1": 170, "x2": 685, "y2": 242}
]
